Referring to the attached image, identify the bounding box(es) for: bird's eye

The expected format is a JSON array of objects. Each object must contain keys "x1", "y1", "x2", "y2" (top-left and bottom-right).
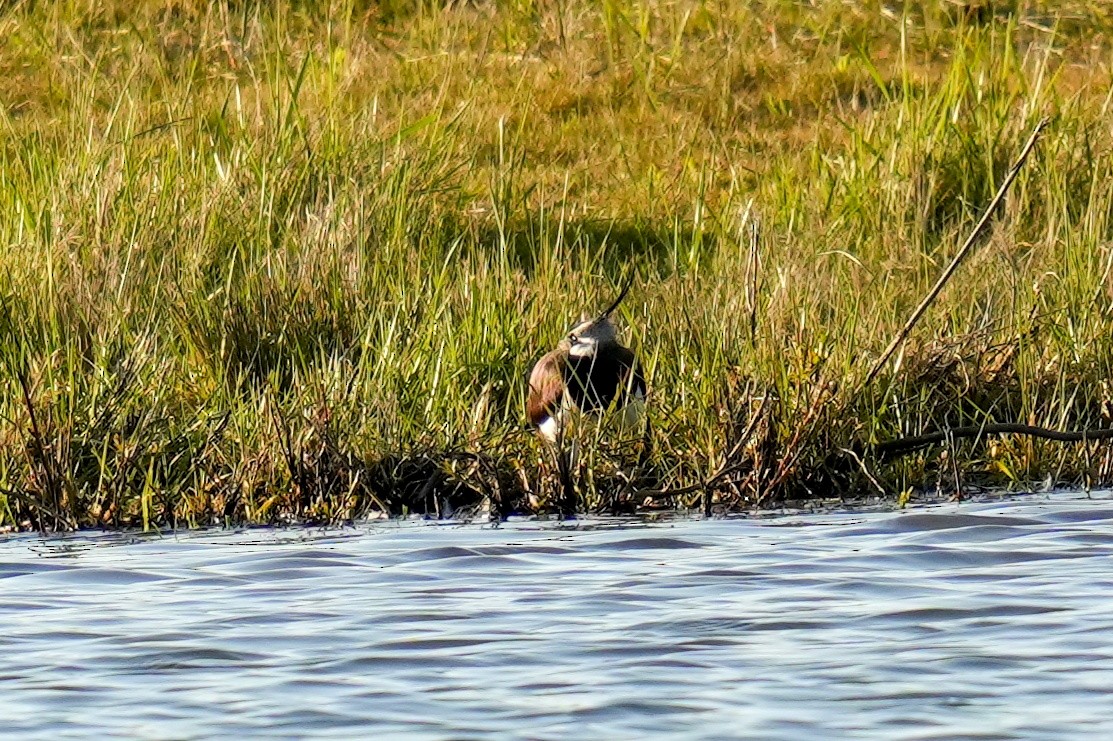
[{"x1": 569, "y1": 333, "x2": 579, "y2": 343}]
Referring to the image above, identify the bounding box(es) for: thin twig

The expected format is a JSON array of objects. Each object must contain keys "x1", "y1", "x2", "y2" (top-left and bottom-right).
[
  {"x1": 876, "y1": 422, "x2": 1113, "y2": 459},
  {"x1": 945, "y1": 427, "x2": 963, "y2": 499},
  {"x1": 636, "y1": 394, "x2": 770, "y2": 504},
  {"x1": 863, "y1": 117, "x2": 1049, "y2": 388},
  {"x1": 839, "y1": 447, "x2": 887, "y2": 497},
  {"x1": 746, "y1": 208, "x2": 761, "y2": 342},
  {"x1": 17, "y1": 369, "x2": 68, "y2": 531},
  {"x1": 637, "y1": 483, "x2": 706, "y2": 501}
]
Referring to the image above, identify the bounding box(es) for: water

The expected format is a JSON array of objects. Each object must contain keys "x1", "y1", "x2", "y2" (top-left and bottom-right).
[{"x1": 3, "y1": 492, "x2": 1113, "y2": 739}]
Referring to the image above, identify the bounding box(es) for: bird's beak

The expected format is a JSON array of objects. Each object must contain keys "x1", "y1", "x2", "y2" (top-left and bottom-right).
[{"x1": 597, "y1": 274, "x2": 634, "y2": 321}]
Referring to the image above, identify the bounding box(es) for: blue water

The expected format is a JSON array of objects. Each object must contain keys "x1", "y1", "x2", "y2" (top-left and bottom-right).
[{"x1": 3, "y1": 492, "x2": 1113, "y2": 739}]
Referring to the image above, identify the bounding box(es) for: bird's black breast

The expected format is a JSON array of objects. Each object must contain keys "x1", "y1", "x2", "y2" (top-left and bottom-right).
[{"x1": 564, "y1": 348, "x2": 642, "y2": 413}]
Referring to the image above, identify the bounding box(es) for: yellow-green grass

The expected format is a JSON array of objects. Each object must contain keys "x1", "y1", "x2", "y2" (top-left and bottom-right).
[{"x1": 2, "y1": 0, "x2": 1113, "y2": 529}]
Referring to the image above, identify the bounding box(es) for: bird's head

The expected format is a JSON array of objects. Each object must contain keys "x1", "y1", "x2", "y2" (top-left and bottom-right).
[{"x1": 561, "y1": 278, "x2": 632, "y2": 358}]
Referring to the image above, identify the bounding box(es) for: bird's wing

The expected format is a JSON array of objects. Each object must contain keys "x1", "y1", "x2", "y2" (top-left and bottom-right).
[
  {"x1": 527, "y1": 350, "x2": 566, "y2": 426},
  {"x1": 566, "y1": 345, "x2": 645, "y2": 413},
  {"x1": 612, "y1": 345, "x2": 646, "y2": 403},
  {"x1": 565, "y1": 352, "x2": 605, "y2": 412}
]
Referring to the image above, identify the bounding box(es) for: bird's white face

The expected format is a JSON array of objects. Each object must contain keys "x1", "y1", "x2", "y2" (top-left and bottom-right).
[{"x1": 566, "y1": 316, "x2": 618, "y2": 357}]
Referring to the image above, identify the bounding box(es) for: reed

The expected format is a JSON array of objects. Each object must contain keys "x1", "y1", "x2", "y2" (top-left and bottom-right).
[{"x1": 2, "y1": 0, "x2": 1113, "y2": 529}]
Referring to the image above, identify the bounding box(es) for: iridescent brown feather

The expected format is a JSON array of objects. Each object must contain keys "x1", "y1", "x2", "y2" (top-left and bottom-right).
[{"x1": 527, "y1": 349, "x2": 566, "y2": 427}]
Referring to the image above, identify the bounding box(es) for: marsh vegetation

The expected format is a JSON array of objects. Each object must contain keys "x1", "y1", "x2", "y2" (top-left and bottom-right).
[{"x1": 2, "y1": 1, "x2": 1113, "y2": 529}]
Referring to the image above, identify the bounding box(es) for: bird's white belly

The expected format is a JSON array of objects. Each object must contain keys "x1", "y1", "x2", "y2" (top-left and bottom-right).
[{"x1": 537, "y1": 414, "x2": 563, "y2": 444}]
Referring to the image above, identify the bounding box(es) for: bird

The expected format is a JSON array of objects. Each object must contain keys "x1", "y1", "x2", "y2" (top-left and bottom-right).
[{"x1": 526, "y1": 279, "x2": 647, "y2": 447}]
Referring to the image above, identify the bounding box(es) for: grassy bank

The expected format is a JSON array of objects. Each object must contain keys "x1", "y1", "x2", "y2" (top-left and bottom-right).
[{"x1": 2, "y1": 0, "x2": 1113, "y2": 530}]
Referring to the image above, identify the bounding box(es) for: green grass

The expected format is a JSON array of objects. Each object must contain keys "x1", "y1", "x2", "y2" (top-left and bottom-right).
[{"x1": 2, "y1": 0, "x2": 1113, "y2": 530}]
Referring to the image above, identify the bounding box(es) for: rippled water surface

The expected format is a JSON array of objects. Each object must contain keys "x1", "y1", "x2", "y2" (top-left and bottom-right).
[{"x1": 4, "y1": 492, "x2": 1113, "y2": 739}]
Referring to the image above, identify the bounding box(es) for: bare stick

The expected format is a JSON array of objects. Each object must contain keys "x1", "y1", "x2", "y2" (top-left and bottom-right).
[
  {"x1": 862, "y1": 117, "x2": 1049, "y2": 388},
  {"x1": 876, "y1": 422, "x2": 1113, "y2": 459},
  {"x1": 840, "y1": 447, "x2": 888, "y2": 497},
  {"x1": 747, "y1": 216, "x2": 761, "y2": 341}
]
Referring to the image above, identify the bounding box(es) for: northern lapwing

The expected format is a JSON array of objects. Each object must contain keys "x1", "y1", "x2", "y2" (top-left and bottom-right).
[{"x1": 527, "y1": 280, "x2": 647, "y2": 447}]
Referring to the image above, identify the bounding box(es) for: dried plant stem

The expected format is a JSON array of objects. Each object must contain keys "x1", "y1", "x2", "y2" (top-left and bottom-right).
[
  {"x1": 877, "y1": 422, "x2": 1113, "y2": 459},
  {"x1": 863, "y1": 117, "x2": 1049, "y2": 388}
]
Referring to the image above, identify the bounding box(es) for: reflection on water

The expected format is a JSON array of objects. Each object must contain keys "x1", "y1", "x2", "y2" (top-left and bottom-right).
[{"x1": 3, "y1": 492, "x2": 1113, "y2": 738}]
